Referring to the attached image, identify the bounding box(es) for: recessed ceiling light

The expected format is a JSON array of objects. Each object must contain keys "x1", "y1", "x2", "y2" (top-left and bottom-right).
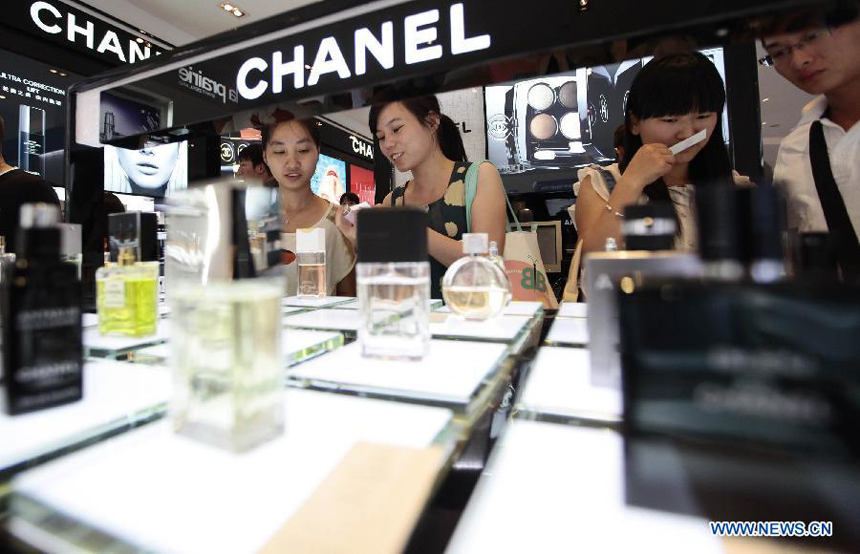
[
  {"x1": 59, "y1": 72, "x2": 67, "y2": 77},
  {"x1": 136, "y1": 37, "x2": 144, "y2": 43},
  {"x1": 762, "y1": 98, "x2": 770, "y2": 102},
  {"x1": 219, "y1": 2, "x2": 246, "y2": 17},
  {"x1": 762, "y1": 122, "x2": 767, "y2": 126},
  {"x1": 0, "y1": 95, "x2": 6, "y2": 99},
  {"x1": 49, "y1": 68, "x2": 58, "y2": 74}
]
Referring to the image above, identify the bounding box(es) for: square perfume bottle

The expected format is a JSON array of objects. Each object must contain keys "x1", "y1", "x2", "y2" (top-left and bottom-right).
[
  {"x1": 356, "y1": 208, "x2": 431, "y2": 360},
  {"x1": 95, "y1": 246, "x2": 158, "y2": 337},
  {"x1": 166, "y1": 180, "x2": 284, "y2": 452},
  {"x1": 296, "y1": 227, "x2": 326, "y2": 298}
]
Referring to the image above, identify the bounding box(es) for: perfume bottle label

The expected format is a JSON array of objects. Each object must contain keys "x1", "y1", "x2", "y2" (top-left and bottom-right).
[{"x1": 102, "y1": 280, "x2": 126, "y2": 308}]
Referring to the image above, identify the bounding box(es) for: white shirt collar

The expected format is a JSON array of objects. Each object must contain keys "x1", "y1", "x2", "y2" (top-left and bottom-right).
[{"x1": 797, "y1": 95, "x2": 829, "y2": 126}]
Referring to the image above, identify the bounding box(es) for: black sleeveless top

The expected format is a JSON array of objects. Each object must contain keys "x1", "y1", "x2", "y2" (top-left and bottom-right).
[{"x1": 390, "y1": 161, "x2": 470, "y2": 299}]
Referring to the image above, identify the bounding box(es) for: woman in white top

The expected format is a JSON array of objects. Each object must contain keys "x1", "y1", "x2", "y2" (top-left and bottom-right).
[
  {"x1": 263, "y1": 119, "x2": 356, "y2": 296},
  {"x1": 575, "y1": 52, "x2": 740, "y2": 254}
]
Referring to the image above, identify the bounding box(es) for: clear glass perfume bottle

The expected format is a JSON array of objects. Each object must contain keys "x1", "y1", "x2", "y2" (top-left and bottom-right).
[
  {"x1": 356, "y1": 207, "x2": 431, "y2": 360},
  {"x1": 442, "y1": 233, "x2": 512, "y2": 320},
  {"x1": 296, "y1": 227, "x2": 326, "y2": 298},
  {"x1": 96, "y1": 246, "x2": 158, "y2": 337},
  {"x1": 166, "y1": 180, "x2": 283, "y2": 453}
]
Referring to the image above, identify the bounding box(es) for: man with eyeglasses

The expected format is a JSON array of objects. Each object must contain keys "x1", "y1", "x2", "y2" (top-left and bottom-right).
[{"x1": 763, "y1": 8, "x2": 860, "y2": 277}]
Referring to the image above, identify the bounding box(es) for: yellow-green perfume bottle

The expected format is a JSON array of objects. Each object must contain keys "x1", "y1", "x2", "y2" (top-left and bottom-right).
[{"x1": 96, "y1": 246, "x2": 158, "y2": 337}]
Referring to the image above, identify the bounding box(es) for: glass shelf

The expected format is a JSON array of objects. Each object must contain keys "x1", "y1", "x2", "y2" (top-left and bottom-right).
[
  {"x1": 514, "y1": 346, "x2": 621, "y2": 427},
  {"x1": 543, "y1": 317, "x2": 589, "y2": 347},
  {"x1": 0, "y1": 361, "x2": 171, "y2": 480},
  {"x1": 9, "y1": 389, "x2": 457, "y2": 554}
]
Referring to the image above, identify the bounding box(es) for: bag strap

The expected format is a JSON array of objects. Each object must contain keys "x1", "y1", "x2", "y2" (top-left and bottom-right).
[
  {"x1": 562, "y1": 238, "x2": 584, "y2": 302},
  {"x1": 809, "y1": 120, "x2": 860, "y2": 278},
  {"x1": 465, "y1": 160, "x2": 521, "y2": 233}
]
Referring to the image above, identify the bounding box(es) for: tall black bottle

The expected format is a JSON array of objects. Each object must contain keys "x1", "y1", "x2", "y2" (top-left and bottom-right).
[{"x1": 2, "y1": 203, "x2": 83, "y2": 415}]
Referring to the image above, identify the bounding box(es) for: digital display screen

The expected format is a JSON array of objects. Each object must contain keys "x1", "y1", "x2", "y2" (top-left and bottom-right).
[
  {"x1": 485, "y1": 47, "x2": 728, "y2": 174},
  {"x1": 349, "y1": 164, "x2": 375, "y2": 205},
  {"x1": 104, "y1": 142, "x2": 188, "y2": 198}
]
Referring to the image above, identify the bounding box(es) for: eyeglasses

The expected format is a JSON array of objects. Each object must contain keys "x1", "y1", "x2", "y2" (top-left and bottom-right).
[{"x1": 758, "y1": 28, "x2": 832, "y2": 66}]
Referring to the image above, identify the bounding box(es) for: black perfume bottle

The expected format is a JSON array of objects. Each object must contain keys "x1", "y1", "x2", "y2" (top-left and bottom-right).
[{"x1": 2, "y1": 204, "x2": 83, "y2": 415}]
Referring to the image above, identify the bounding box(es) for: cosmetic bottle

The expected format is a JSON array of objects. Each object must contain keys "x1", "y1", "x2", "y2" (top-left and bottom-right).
[
  {"x1": 2, "y1": 204, "x2": 82, "y2": 415},
  {"x1": 95, "y1": 245, "x2": 158, "y2": 337},
  {"x1": 356, "y1": 207, "x2": 431, "y2": 360},
  {"x1": 442, "y1": 233, "x2": 511, "y2": 320},
  {"x1": 0, "y1": 236, "x2": 14, "y2": 383},
  {"x1": 296, "y1": 228, "x2": 326, "y2": 298},
  {"x1": 166, "y1": 180, "x2": 283, "y2": 453},
  {"x1": 695, "y1": 185, "x2": 744, "y2": 282},
  {"x1": 585, "y1": 202, "x2": 701, "y2": 387},
  {"x1": 737, "y1": 185, "x2": 786, "y2": 283}
]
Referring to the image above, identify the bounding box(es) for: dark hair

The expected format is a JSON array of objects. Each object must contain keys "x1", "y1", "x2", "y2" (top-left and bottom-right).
[
  {"x1": 613, "y1": 124, "x2": 626, "y2": 149},
  {"x1": 339, "y1": 192, "x2": 360, "y2": 205},
  {"x1": 238, "y1": 143, "x2": 264, "y2": 166},
  {"x1": 368, "y1": 94, "x2": 467, "y2": 162},
  {"x1": 261, "y1": 118, "x2": 321, "y2": 149},
  {"x1": 0, "y1": 115, "x2": 5, "y2": 156},
  {"x1": 620, "y1": 52, "x2": 733, "y2": 210}
]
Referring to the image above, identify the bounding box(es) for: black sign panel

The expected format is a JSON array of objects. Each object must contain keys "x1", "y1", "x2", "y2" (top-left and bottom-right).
[
  {"x1": 84, "y1": 0, "x2": 830, "y2": 144},
  {"x1": 6, "y1": 0, "x2": 168, "y2": 66}
]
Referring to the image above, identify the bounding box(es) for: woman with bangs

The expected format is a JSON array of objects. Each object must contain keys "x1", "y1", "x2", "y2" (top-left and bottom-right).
[{"x1": 574, "y1": 52, "x2": 746, "y2": 255}]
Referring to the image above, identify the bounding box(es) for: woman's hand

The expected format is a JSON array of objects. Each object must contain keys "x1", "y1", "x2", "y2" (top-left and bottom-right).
[
  {"x1": 334, "y1": 205, "x2": 357, "y2": 246},
  {"x1": 623, "y1": 143, "x2": 675, "y2": 190}
]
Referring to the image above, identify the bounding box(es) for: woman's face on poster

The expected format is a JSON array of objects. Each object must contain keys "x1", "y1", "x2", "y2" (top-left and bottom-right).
[{"x1": 117, "y1": 143, "x2": 180, "y2": 189}]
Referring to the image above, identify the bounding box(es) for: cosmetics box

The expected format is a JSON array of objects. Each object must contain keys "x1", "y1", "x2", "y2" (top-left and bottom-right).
[
  {"x1": 108, "y1": 211, "x2": 158, "y2": 262},
  {"x1": 583, "y1": 250, "x2": 702, "y2": 388},
  {"x1": 618, "y1": 280, "x2": 860, "y2": 458}
]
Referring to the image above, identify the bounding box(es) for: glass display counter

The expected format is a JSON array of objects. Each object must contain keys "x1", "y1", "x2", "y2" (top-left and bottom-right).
[
  {"x1": 9, "y1": 389, "x2": 458, "y2": 553},
  {"x1": 514, "y1": 345, "x2": 621, "y2": 427}
]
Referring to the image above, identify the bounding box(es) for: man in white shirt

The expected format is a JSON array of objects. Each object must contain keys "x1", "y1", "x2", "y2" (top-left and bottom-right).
[{"x1": 765, "y1": 10, "x2": 860, "y2": 274}]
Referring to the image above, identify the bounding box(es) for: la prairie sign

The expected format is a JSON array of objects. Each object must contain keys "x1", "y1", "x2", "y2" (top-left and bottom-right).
[{"x1": 237, "y1": 3, "x2": 490, "y2": 100}]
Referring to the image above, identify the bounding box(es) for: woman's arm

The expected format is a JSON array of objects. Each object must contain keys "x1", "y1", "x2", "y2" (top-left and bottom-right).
[
  {"x1": 334, "y1": 192, "x2": 394, "y2": 246},
  {"x1": 428, "y1": 162, "x2": 508, "y2": 268},
  {"x1": 576, "y1": 144, "x2": 675, "y2": 254},
  {"x1": 336, "y1": 266, "x2": 357, "y2": 296}
]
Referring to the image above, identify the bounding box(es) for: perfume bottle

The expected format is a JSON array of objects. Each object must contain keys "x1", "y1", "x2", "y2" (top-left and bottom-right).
[
  {"x1": 0, "y1": 236, "x2": 14, "y2": 383},
  {"x1": 2, "y1": 204, "x2": 82, "y2": 415},
  {"x1": 95, "y1": 245, "x2": 158, "y2": 337},
  {"x1": 166, "y1": 180, "x2": 283, "y2": 452},
  {"x1": 296, "y1": 227, "x2": 326, "y2": 298},
  {"x1": 356, "y1": 207, "x2": 431, "y2": 360},
  {"x1": 442, "y1": 233, "x2": 512, "y2": 320}
]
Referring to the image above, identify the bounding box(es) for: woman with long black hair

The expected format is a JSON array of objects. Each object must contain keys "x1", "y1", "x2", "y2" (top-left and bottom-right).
[
  {"x1": 337, "y1": 94, "x2": 507, "y2": 299},
  {"x1": 574, "y1": 52, "x2": 745, "y2": 254}
]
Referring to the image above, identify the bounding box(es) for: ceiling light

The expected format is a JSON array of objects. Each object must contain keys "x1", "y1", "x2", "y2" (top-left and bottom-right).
[
  {"x1": 59, "y1": 72, "x2": 67, "y2": 77},
  {"x1": 136, "y1": 37, "x2": 144, "y2": 43},
  {"x1": 762, "y1": 98, "x2": 770, "y2": 102},
  {"x1": 0, "y1": 95, "x2": 6, "y2": 99},
  {"x1": 49, "y1": 68, "x2": 58, "y2": 74},
  {"x1": 218, "y1": 2, "x2": 246, "y2": 17}
]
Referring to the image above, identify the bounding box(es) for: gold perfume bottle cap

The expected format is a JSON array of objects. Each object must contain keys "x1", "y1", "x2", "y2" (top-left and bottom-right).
[{"x1": 117, "y1": 246, "x2": 137, "y2": 267}]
